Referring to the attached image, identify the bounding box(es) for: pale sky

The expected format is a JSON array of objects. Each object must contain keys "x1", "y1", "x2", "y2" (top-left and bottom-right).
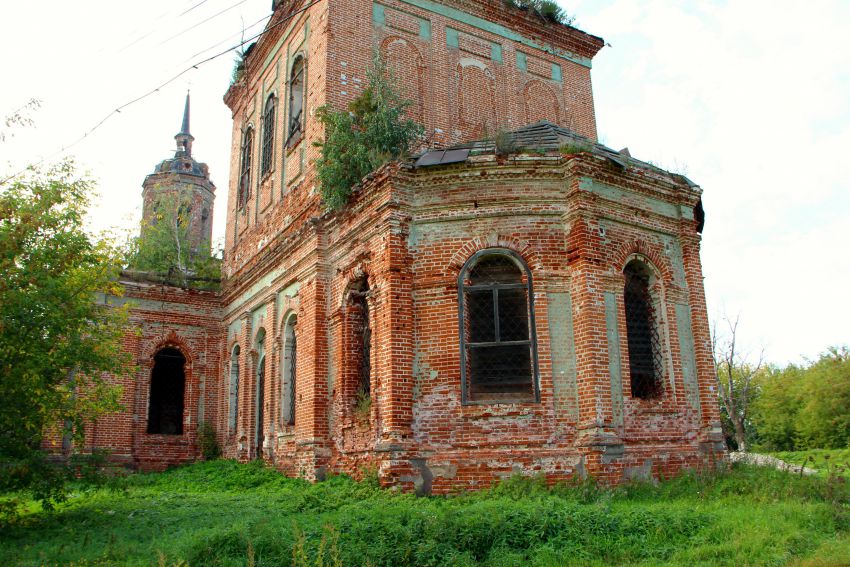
[{"x1": 1, "y1": 1, "x2": 848, "y2": 365}]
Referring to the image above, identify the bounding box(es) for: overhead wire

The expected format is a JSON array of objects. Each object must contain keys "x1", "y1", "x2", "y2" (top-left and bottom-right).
[
  {"x1": 0, "y1": 0, "x2": 320, "y2": 186},
  {"x1": 158, "y1": 0, "x2": 251, "y2": 47},
  {"x1": 115, "y1": 0, "x2": 204, "y2": 54}
]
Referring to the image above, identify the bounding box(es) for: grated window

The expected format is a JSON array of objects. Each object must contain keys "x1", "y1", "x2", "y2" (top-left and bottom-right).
[
  {"x1": 624, "y1": 261, "x2": 664, "y2": 399},
  {"x1": 459, "y1": 252, "x2": 538, "y2": 403},
  {"x1": 261, "y1": 95, "x2": 276, "y2": 176},
  {"x1": 238, "y1": 128, "x2": 253, "y2": 209}
]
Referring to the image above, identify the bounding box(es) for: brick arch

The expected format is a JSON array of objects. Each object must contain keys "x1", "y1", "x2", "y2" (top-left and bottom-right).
[
  {"x1": 523, "y1": 79, "x2": 560, "y2": 125},
  {"x1": 447, "y1": 235, "x2": 544, "y2": 280},
  {"x1": 336, "y1": 263, "x2": 374, "y2": 308},
  {"x1": 612, "y1": 239, "x2": 673, "y2": 284},
  {"x1": 457, "y1": 61, "x2": 497, "y2": 139},
  {"x1": 380, "y1": 36, "x2": 425, "y2": 123},
  {"x1": 276, "y1": 294, "x2": 300, "y2": 334},
  {"x1": 144, "y1": 330, "x2": 194, "y2": 368}
]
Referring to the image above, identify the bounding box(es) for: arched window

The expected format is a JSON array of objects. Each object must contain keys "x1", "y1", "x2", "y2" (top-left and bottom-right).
[
  {"x1": 281, "y1": 314, "x2": 297, "y2": 426},
  {"x1": 623, "y1": 260, "x2": 664, "y2": 399},
  {"x1": 286, "y1": 56, "x2": 305, "y2": 147},
  {"x1": 458, "y1": 250, "x2": 539, "y2": 403},
  {"x1": 229, "y1": 345, "x2": 240, "y2": 432},
  {"x1": 238, "y1": 127, "x2": 254, "y2": 210},
  {"x1": 147, "y1": 347, "x2": 186, "y2": 434},
  {"x1": 260, "y1": 95, "x2": 276, "y2": 176}
]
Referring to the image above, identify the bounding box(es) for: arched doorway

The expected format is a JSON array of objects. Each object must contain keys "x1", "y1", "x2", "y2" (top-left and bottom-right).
[{"x1": 147, "y1": 348, "x2": 186, "y2": 434}]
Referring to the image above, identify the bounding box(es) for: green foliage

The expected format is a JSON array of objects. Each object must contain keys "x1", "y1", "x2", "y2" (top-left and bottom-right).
[
  {"x1": 504, "y1": 0, "x2": 575, "y2": 25},
  {"x1": 315, "y1": 55, "x2": 424, "y2": 210},
  {"x1": 198, "y1": 422, "x2": 221, "y2": 461},
  {"x1": 559, "y1": 141, "x2": 593, "y2": 155},
  {"x1": 128, "y1": 191, "x2": 221, "y2": 290},
  {"x1": 752, "y1": 347, "x2": 850, "y2": 451},
  {"x1": 0, "y1": 161, "x2": 132, "y2": 510},
  {"x1": 2, "y1": 460, "x2": 850, "y2": 565},
  {"x1": 354, "y1": 387, "x2": 371, "y2": 420}
]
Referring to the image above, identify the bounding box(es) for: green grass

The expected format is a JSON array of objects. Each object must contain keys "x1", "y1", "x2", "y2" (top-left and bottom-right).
[
  {"x1": 1, "y1": 460, "x2": 848, "y2": 566},
  {"x1": 768, "y1": 449, "x2": 850, "y2": 477}
]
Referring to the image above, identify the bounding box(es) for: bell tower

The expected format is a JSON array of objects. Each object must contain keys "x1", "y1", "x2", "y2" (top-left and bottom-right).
[{"x1": 142, "y1": 92, "x2": 216, "y2": 254}]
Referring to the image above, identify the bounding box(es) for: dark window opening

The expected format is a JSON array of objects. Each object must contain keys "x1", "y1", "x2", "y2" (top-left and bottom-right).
[
  {"x1": 348, "y1": 278, "x2": 371, "y2": 399},
  {"x1": 147, "y1": 348, "x2": 186, "y2": 434},
  {"x1": 238, "y1": 128, "x2": 254, "y2": 209},
  {"x1": 261, "y1": 95, "x2": 276, "y2": 176},
  {"x1": 287, "y1": 56, "x2": 305, "y2": 147},
  {"x1": 624, "y1": 261, "x2": 664, "y2": 399},
  {"x1": 459, "y1": 251, "x2": 538, "y2": 403}
]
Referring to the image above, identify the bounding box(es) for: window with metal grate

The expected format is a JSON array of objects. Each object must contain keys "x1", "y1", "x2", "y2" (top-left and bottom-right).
[
  {"x1": 238, "y1": 127, "x2": 253, "y2": 209},
  {"x1": 458, "y1": 250, "x2": 539, "y2": 403},
  {"x1": 260, "y1": 95, "x2": 276, "y2": 176},
  {"x1": 623, "y1": 260, "x2": 664, "y2": 399}
]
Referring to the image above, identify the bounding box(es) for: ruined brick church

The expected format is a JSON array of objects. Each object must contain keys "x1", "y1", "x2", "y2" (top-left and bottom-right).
[{"x1": 76, "y1": 0, "x2": 725, "y2": 491}]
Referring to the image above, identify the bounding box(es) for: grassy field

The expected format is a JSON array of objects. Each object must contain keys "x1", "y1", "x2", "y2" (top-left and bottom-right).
[
  {"x1": 1, "y1": 460, "x2": 849, "y2": 566},
  {"x1": 769, "y1": 449, "x2": 850, "y2": 477}
]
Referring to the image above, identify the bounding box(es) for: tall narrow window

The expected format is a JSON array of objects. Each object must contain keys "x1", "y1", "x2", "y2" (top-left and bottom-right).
[
  {"x1": 229, "y1": 345, "x2": 240, "y2": 432},
  {"x1": 623, "y1": 260, "x2": 664, "y2": 399},
  {"x1": 261, "y1": 95, "x2": 276, "y2": 176},
  {"x1": 281, "y1": 315, "x2": 297, "y2": 426},
  {"x1": 238, "y1": 127, "x2": 254, "y2": 209},
  {"x1": 147, "y1": 348, "x2": 186, "y2": 434},
  {"x1": 346, "y1": 278, "x2": 371, "y2": 401},
  {"x1": 286, "y1": 56, "x2": 305, "y2": 147},
  {"x1": 458, "y1": 250, "x2": 539, "y2": 403}
]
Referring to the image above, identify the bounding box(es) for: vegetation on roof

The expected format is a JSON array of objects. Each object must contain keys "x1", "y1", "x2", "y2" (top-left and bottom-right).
[
  {"x1": 504, "y1": 0, "x2": 575, "y2": 26},
  {"x1": 315, "y1": 55, "x2": 424, "y2": 210}
]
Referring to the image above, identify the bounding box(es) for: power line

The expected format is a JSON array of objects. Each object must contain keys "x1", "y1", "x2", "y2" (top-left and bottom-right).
[
  {"x1": 1, "y1": 0, "x2": 320, "y2": 186},
  {"x1": 115, "y1": 0, "x2": 207, "y2": 54},
  {"x1": 158, "y1": 0, "x2": 251, "y2": 47},
  {"x1": 183, "y1": 14, "x2": 271, "y2": 64},
  {"x1": 179, "y1": 0, "x2": 215, "y2": 17}
]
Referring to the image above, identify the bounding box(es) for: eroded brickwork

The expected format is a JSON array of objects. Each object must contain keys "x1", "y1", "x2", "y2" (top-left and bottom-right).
[
  {"x1": 57, "y1": 0, "x2": 725, "y2": 485},
  {"x1": 211, "y1": 0, "x2": 724, "y2": 491}
]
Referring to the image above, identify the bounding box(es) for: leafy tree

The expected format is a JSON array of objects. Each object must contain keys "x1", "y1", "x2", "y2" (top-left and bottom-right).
[
  {"x1": 794, "y1": 347, "x2": 850, "y2": 449},
  {"x1": 315, "y1": 55, "x2": 424, "y2": 210},
  {"x1": 750, "y1": 364, "x2": 805, "y2": 451},
  {"x1": 129, "y1": 191, "x2": 220, "y2": 289},
  {"x1": 0, "y1": 161, "x2": 132, "y2": 509}
]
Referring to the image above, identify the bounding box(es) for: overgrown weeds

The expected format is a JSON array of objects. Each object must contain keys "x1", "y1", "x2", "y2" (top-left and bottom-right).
[{"x1": 2, "y1": 460, "x2": 849, "y2": 566}]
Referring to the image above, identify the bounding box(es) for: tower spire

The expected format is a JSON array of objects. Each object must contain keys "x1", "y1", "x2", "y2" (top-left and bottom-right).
[
  {"x1": 175, "y1": 91, "x2": 194, "y2": 157},
  {"x1": 180, "y1": 91, "x2": 191, "y2": 136}
]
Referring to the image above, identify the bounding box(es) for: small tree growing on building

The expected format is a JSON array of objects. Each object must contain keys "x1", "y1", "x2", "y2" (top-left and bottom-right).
[
  {"x1": 129, "y1": 191, "x2": 220, "y2": 289},
  {"x1": 315, "y1": 55, "x2": 424, "y2": 210}
]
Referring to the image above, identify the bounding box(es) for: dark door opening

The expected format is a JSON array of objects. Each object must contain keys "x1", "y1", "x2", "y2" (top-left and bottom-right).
[{"x1": 147, "y1": 348, "x2": 186, "y2": 434}]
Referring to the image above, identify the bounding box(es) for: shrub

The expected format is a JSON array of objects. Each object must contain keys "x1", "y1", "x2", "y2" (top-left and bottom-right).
[
  {"x1": 198, "y1": 422, "x2": 221, "y2": 461},
  {"x1": 315, "y1": 54, "x2": 424, "y2": 210},
  {"x1": 504, "y1": 0, "x2": 575, "y2": 26}
]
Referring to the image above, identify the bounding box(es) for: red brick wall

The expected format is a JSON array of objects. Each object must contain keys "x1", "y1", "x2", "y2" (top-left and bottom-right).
[
  {"x1": 45, "y1": 276, "x2": 224, "y2": 471},
  {"x1": 212, "y1": 0, "x2": 723, "y2": 491}
]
